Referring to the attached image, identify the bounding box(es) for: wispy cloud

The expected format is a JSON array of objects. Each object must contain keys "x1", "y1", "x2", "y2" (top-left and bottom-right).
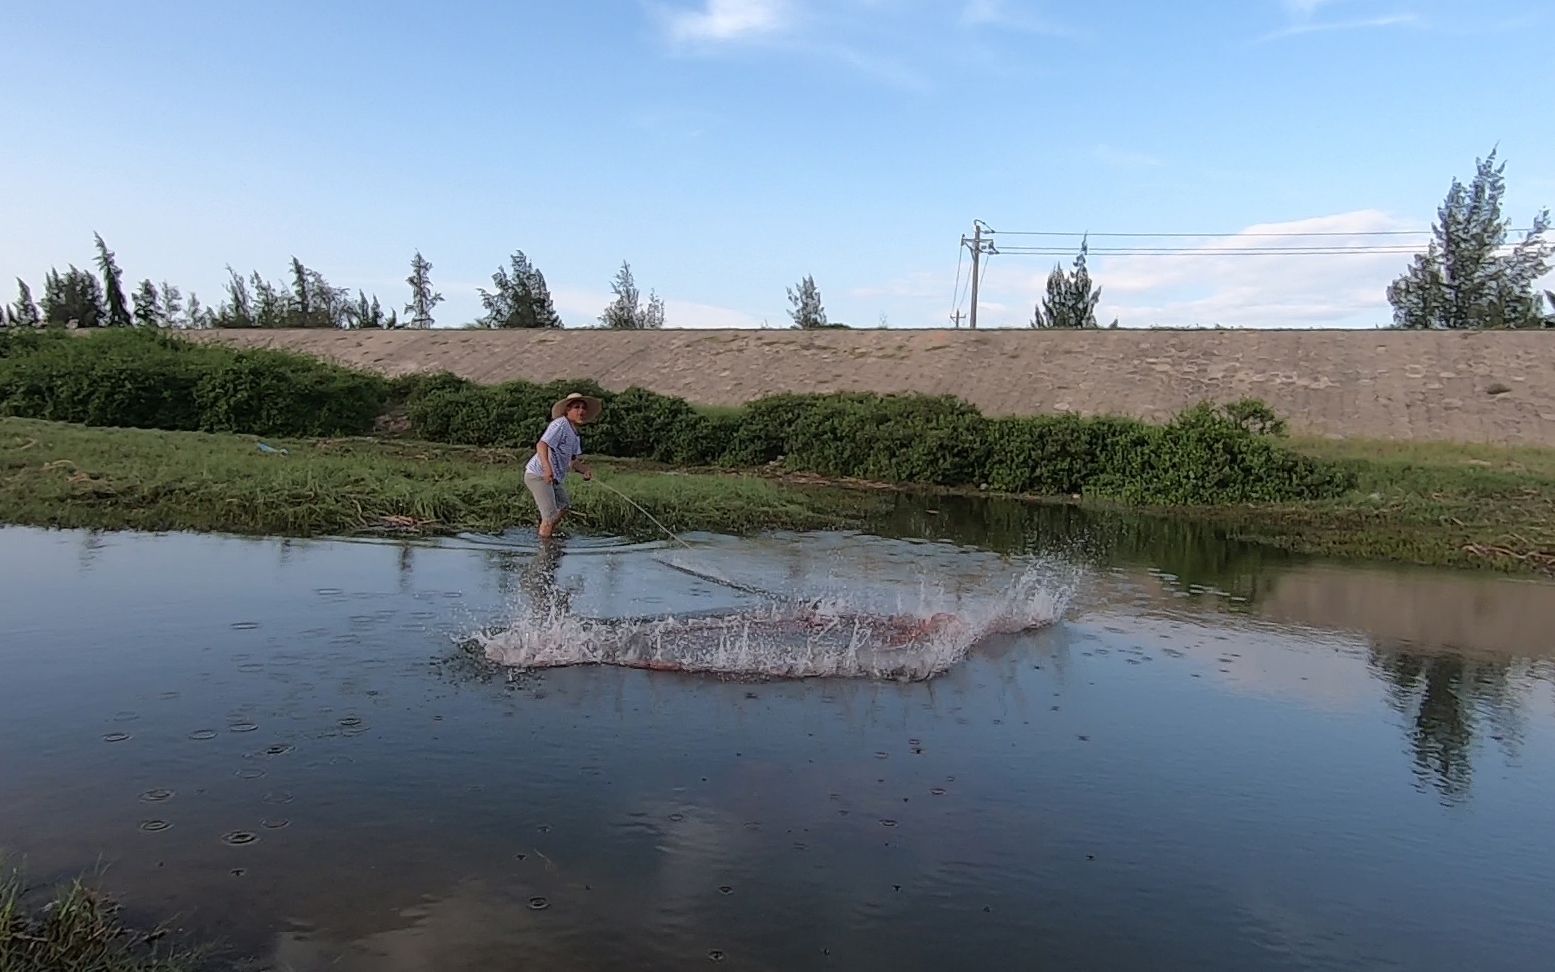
[
  {"x1": 960, "y1": 0, "x2": 1074, "y2": 37},
  {"x1": 1259, "y1": 12, "x2": 1418, "y2": 41},
  {"x1": 649, "y1": 0, "x2": 932, "y2": 91},
  {"x1": 657, "y1": 0, "x2": 791, "y2": 45}
]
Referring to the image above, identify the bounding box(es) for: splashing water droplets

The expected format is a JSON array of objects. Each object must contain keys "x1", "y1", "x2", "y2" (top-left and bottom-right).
[{"x1": 472, "y1": 559, "x2": 1075, "y2": 680}]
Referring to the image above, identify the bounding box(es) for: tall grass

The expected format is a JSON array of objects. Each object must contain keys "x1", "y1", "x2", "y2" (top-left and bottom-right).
[
  {"x1": 0, "y1": 418, "x2": 871, "y2": 539},
  {"x1": 0, "y1": 864, "x2": 208, "y2": 972}
]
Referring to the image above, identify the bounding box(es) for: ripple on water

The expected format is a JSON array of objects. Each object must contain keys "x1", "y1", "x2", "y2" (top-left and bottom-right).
[
  {"x1": 228, "y1": 722, "x2": 259, "y2": 733},
  {"x1": 528, "y1": 896, "x2": 549, "y2": 911},
  {"x1": 139, "y1": 820, "x2": 171, "y2": 833},
  {"x1": 140, "y1": 788, "x2": 174, "y2": 802},
  {"x1": 229, "y1": 622, "x2": 260, "y2": 630},
  {"x1": 262, "y1": 790, "x2": 295, "y2": 805},
  {"x1": 222, "y1": 831, "x2": 258, "y2": 846},
  {"x1": 102, "y1": 732, "x2": 131, "y2": 743},
  {"x1": 189, "y1": 729, "x2": 218, "y2": 741}
]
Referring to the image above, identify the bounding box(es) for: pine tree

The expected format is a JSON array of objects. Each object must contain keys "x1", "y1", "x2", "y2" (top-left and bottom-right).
[
  {"x1": 248, "y1": 273, "x2": 288, "y2": 328},
  {"x1": 600, "y1": 261, "x2": 641, "y2": 329},
  {"x1": 290, "y1": 257, "x2": 313, "y2": 327},
  {"x1": 347, "y1": 290, "x2": 388, "y2": 329},
  {"x1": 476, "y1": 250, "x2": 562, "y2": 328},
  {"x1": 641, "y1": 290, "x2": 665, "y2": 329},
  {"x1": 600, "y1": 262, "x2": 668, "y2": 329},
  {"x1": 786, "y1": 274, "x2": 827, "y2": 328},
  {"x1": 42, "y1": 266, "x2": 105, "y2": 327},
  {"x1": 132, "y1": 279, "x2": 161, "y2": 327},
  {"x1": 1031, "y1": 237, "x2": 1101, "y2": 329},
  {"x1": 1387, "y1": 149, "x2": 1553, "y2": 329},
  {"x1": 12, "y1": 279, "x2": 41, "y2": 327},
  {"x1": 159, "y1": 282, "x2": 183, "y2": 327},
  {"x1": 215, "y1": 265, "x2": 256, "y2": 328},
  {"x1": 93, "y1": 233, "x2": 132, "y2": 327},
  {"x1": 405, "y1": 251, "x2": 443, "y2": 328},
  {"x1": 184, "y1": 292, "x2": 210, "y2": 329}
]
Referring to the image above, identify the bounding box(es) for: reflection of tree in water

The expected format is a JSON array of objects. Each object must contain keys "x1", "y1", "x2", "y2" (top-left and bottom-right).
[
  {"x1": 864, "y1": 493, "x2": 1282, "y2": 604},
  {"x1": 1369, "y1": 642, "x2": 1530, "y2": 804}
]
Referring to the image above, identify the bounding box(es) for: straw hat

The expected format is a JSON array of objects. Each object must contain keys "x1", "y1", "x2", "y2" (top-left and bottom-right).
[{"x1": 551, "y1": 392, "x2": 603, "y2": 423}]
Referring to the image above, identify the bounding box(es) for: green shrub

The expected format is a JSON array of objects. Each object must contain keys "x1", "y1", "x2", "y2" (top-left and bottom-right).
[
  {"x1": 984, "y1": 414, "x2": 1157, "y2": 494},
  {"x1": 387, "y1": 370, "x2": 472, "y2": 408},
  {"x1": 601, "y1": 386, "x2": 721, "y2": 464},
  {"x1": 194, "y1": 352, "x2": 387, "y2": 437},
  {"x1": 1089, "y1": 405, "x2": 1352, "y2": 504},
  {"x1": 0, "y1": 329, "x2": 386, "y2": 437},
  {"x1": 783, "y1": 393, "x2": 988, "y2": 486},
  {"x1": 0, "y1": 328, "x2": 70, "y2": 359},
  {"x1": 0, "y1": 329, "x2": 209, "y2": 429},
  {"x1": 721, "y1": 394, "x2": 821, "y2": 466}
]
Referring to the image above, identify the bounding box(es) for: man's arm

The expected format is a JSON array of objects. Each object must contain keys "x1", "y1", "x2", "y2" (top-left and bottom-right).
[
  {"x1": 571, "y1": 455, "x2": 592, "y2": 480},
  {"x1": 536, "y1": 440, "x2": 555, "y2": 482}
]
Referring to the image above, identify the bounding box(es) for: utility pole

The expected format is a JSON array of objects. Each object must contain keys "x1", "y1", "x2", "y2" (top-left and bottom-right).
[
  {"x1": 950, "y1": 309, "x2": 964, "y2": 328},
  {"x1": 960, "y1": 220, "x2": 996, "y2": 329}
]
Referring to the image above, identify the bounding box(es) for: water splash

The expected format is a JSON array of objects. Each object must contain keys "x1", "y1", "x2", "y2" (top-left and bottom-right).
[{"x1": 471, "y1": 561, "x2": 1076, "y2": 681}]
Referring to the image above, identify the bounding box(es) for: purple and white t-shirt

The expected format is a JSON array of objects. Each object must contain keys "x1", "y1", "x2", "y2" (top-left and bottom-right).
[{"x1": 524, "y1": 417, "x2": 582, "y2": 483}]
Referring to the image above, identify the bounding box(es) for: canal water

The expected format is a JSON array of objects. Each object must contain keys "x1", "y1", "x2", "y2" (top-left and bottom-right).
[{"x1": 2, "y1": 498, "x2": 1553, "y2": 971}]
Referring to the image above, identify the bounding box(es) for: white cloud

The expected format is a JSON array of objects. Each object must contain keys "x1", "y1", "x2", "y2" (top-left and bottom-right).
[
  {"x1": 960, "y1": 0, "x2": 1074, "y2": 36},
  {"x1": 659, "y1": 0, "x2": 791, "y2": 44},
  {"x1": 983, "y1": 210, "x2": 1437, "y2": 329}
]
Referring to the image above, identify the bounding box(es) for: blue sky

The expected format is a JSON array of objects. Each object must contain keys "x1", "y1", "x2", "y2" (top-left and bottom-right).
[{"x1": 3, "y1": 0, "x2": 1550, "y2": 329}]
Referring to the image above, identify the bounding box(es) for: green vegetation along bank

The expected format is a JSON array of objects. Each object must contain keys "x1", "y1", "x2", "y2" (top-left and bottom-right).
[{"x1": 3, "y1": 328, "x2": 1553, "y2": 574}]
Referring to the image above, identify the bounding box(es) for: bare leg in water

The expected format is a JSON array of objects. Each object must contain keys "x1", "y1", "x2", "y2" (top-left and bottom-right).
[{"x1": 518, "y1": 539, "x2": 571, "y2": 615}]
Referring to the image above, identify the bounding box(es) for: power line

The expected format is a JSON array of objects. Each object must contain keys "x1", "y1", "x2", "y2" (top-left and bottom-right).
[
  {"x1": 994, "y1": 244, "x2": 1530, "y2": 257},
  {"x1": 950, "y1": 245, "x2": 966, "y2": 322},
  {"x1": 986, "y1": 227, "x2": 1541, "y2": 239}
]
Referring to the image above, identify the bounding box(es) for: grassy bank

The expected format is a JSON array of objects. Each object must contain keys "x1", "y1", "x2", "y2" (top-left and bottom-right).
[
  {"x1": 6, "y1": 417, "x2": 1554, "y2": 576},
  {"x1": 1185, "y1": 437, "x2": 1555, "y2": 573},
  {"x1": 0, "y1": 418, "x2": 874, "y2": 539}
]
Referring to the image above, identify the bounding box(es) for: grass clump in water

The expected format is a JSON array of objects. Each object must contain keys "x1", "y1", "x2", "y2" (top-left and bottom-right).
[{"x1": 0, "y1": 864, "x2": 209, "y2": 972}]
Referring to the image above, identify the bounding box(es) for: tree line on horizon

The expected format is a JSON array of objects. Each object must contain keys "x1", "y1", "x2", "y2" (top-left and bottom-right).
[
  {"x1": 4, "y1": 150, "x2": 1549, "y2": 332},
  {"x1": 1, "y1": 238, "x2": 849, "y2": 332}
]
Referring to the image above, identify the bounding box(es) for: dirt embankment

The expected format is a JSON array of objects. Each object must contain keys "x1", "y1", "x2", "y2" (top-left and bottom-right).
[{"x1": 187, "y1": 328, "x2": 1555, "y2": 446}]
